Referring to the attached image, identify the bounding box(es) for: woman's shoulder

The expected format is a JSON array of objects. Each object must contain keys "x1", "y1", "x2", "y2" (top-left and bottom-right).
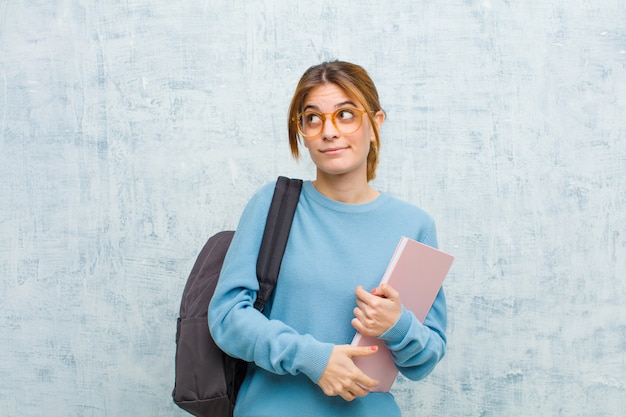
[
  {"x1": 381, "y1": 193, "x2": 438, "y2": 246},
  {"x1": 382, "y1": 193, "x2": 435, "y2": 223},
  {"x1": 235, "y1": 179, "x2": 282, "y2": 224},
  {"x1": 254, "y1": 180, "x2": 279, "y2": 199},
  {"x1": 246, "y1": 179, "x2": 281, "y2": 205}
]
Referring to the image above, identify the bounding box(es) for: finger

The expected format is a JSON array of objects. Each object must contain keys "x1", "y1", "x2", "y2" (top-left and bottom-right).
[
  {"x1": 353, "y1": 306, "x2": 370, "y2": 323},
  {"x1": 354, "y1": 297, "x2": 370, "y2": 313},
  {"x1": 356, "y1": 372, "x2": 380, "y2": 390},
  {"x1": 352, "y1": 309, "x2": 377, "y2": 336},
  {"x1": 356, "y1": 288, "x2": 385, "y2": 312},
  {"x1": 348, "y1": 345, "x2": 381, "y2": 385},
  {"x1": 341, "y1": 391, "x2": 356, "y2": 402},
  {"x1": 349, "y1": 383, "x2": 371, "y2": 398},
  {"x1": 355, "y1": 286, "x2": 372, "y2": 304},
  {"x1": 351, "y1": 317, "x2": 367, "y2": 334},
  {"x1": 373, "y1": 283, "x2": 399, "y2": 300},
  {"x1": 349, "y1": 344, "x2": 379, "y2": 357}
]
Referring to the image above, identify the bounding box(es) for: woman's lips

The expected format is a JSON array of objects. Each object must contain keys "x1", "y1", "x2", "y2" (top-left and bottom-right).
[{"x1": 320, "y1": 147, "x2": 347, "y2": 155}]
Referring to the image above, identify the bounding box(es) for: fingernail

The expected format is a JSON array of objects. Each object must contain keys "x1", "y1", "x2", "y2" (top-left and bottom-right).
[{"x1": 370, "y1": 346, "x2": 378, "y2": 352}]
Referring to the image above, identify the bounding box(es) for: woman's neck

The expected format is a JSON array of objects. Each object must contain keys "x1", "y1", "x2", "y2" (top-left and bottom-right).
[{"x1": 312, "y1": 173, "x2": 379, "y2": 204}]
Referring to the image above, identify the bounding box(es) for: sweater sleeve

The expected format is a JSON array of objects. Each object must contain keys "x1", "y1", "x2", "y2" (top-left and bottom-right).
[
  {"x1": 208, "y1": 183, "x2": 334, "y2": 383},
  {"x1": 378, "y1": 219, "x2": 447, "y2": 381}
]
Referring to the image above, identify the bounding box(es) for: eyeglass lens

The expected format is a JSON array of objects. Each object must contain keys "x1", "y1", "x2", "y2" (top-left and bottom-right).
[{"x1": 298, "y1": 108, "x2": 364, "y2": 137}]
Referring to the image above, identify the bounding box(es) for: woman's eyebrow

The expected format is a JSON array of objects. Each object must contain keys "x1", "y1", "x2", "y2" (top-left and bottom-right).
[
  {"x1": 302, "y1": 101, "x2": 358, "y2": 112},
  {"x1": 335, "y1": 100, "x2": 358, "y2": 108},
  {"x1": 302, "y1": 104, "x2": 320, "y2": 112}
]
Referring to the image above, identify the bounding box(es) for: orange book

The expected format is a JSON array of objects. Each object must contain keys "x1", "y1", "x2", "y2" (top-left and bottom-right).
[{"x1": 351, "y1": 236, "x2": 454, "y2": 392}]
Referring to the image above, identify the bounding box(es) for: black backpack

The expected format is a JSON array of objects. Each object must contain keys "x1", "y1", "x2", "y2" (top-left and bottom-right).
[{"x1": 173, "y1": 176, "x2": 302, "y2": 417}]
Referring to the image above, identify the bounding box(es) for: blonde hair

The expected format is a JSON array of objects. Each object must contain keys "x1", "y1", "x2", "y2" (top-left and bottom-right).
[{"x1": 288, "y1": 61, "x2": 384, "y2": 182}]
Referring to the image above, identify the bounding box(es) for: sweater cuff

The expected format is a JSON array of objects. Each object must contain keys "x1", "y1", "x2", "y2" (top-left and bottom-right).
[
  {"x1": 379, "y1": 307, "x2": 412, "y2": 346},
  {"x1": 294, "y1": 339, "x2": 335, "y2": 383}
]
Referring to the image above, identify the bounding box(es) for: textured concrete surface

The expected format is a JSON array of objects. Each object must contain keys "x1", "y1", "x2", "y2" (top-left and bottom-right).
[{"x1": 1, "y1": 1, "x2": 624, "y2": 416}]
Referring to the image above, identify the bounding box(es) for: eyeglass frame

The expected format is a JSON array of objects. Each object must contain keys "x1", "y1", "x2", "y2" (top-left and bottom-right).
[{"x1": 293, "y1": 107, "x2": 374, "y2": 139}]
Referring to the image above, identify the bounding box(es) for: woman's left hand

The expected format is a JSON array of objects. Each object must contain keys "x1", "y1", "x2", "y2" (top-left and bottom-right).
[{"x1": 351, "y1": 284, "x2": 402, "y2": 337}]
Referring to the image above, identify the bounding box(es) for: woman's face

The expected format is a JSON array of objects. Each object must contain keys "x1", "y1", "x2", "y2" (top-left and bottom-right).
[{"x1": 300, "y1": 83, "x2": 383, "y2": 181}]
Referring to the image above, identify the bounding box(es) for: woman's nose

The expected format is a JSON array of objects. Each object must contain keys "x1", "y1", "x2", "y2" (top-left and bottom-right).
[{"x1": 321, "y1": 117, "x2": 339, "y2": 141}]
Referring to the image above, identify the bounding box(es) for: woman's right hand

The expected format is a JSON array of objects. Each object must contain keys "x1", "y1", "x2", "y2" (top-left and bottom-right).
[{"x1": 317, "y1": 345, "x2": 380, "y2": 401}]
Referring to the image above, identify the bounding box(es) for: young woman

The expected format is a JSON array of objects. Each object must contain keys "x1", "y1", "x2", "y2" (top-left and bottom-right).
[{"x1": 209, "y1": 61, "x2": 447, "y2": 417}]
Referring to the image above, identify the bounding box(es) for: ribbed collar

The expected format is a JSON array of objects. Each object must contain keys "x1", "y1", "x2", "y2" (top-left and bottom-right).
[{"x1": 302, "y1": 180, "x2": 390, "y2": 213}]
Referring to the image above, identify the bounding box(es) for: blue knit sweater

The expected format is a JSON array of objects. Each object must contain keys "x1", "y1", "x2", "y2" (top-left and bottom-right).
[{"x1": 209, "y1": 180, "x2": 447, "y2": 417}]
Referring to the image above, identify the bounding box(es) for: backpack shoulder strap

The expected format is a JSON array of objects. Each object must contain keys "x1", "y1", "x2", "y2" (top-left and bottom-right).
[{"x1": 254, "y1": 176, "x2": 303, "y2": 312}]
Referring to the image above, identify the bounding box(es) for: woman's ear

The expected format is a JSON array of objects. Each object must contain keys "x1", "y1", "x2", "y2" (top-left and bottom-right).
[
  {"x1": 370, "y1": 110, "x2": 385, "y2": 142},
  {"x1": 374, "y1": 110, "x2": 385, "y2": 130}
]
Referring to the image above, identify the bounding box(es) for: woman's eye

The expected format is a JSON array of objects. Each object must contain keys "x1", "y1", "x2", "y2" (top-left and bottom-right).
[
  {"x1": 337, "y1": 109, "x2": 355, "y2": 120},
  {"x1": 305, "y1": 113, "x2": 321, "y2": 124}
]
